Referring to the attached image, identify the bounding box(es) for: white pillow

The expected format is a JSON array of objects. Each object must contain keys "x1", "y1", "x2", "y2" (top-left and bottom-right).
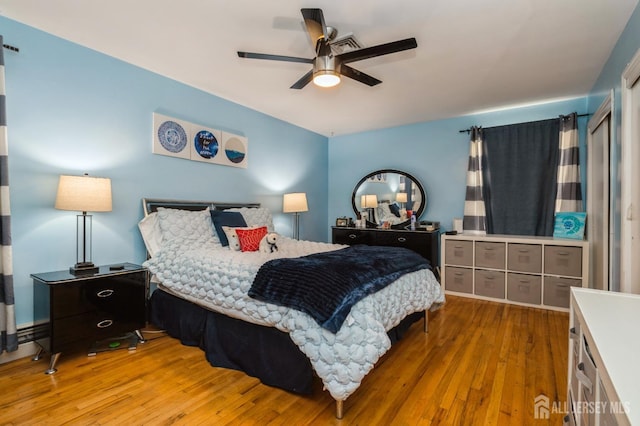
[
  {"x1": 221, "y1": 226, "x2": 241, "y2": 251},
  {"x1": 227, "y1": 207, "x2": 274, "y2": 232},
  {"x1": 156, "y1": 207, "x2": 220, "y2": 246},
  {"x1": 138, "y1": 212, "x2": 163, "y2": 257}
]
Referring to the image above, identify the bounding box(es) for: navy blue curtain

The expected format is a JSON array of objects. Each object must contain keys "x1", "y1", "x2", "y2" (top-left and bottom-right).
[{"x1": 481, "y1": 118, "x2": 560, "y2": 236}]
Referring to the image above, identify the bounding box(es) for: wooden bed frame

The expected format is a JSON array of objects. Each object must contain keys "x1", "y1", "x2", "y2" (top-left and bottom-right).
[{"x1": 141, "y1": 198, "x2": 429, "y2": 419}]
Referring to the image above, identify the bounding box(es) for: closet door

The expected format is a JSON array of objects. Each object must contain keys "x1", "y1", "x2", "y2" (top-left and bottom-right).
[
  {"x1": 621, "y1": 48, "x2": 640, "y2": 294},
  {"x1": 587, "y1": 94, "x2": 612, "y2": 291}
]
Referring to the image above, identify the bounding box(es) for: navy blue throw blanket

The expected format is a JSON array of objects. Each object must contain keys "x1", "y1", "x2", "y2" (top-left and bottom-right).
[{"x1": 248, "y1": 245, "x2": 431, "y2": 333}]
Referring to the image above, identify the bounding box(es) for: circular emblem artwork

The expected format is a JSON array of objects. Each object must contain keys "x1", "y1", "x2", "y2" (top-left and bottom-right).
[
  {"x1": 561, "y1": 215, "x2": 581, "y2": 235},
  {"x1": 157, "y1": 121, "x2": 187, "y2": 153},
  {"x1": 194, "y1": 130, "x2": 219, "y2": 159},
  {"x1": 225, "y1": 136, "x2": 246, "y2": 164}
]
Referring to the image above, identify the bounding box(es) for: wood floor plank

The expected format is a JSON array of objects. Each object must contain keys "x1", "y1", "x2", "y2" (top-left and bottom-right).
[{"x1": 0, "y1": 295, "x2": 568, "y2": 425}]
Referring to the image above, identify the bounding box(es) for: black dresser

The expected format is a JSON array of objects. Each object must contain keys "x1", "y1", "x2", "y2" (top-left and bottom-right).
[{"x1": 331, "y1": 226, "x2": 440, "y2": 272}]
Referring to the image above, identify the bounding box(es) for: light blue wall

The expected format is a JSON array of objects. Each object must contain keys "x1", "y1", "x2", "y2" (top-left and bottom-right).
[
  {"x1": 328, "y1": 98, "x2": 589, "y2": 242},
  {"x1": 1, "y1": 17, "x2": 329, "y2": 326},
  {"x1": 586, "y1": 1, "x2": 640, "y2": 291}
]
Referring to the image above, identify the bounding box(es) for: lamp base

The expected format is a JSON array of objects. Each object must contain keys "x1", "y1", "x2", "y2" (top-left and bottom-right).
[{"x1": 70, "y1": 262, "x2": 99, "y2": 275}]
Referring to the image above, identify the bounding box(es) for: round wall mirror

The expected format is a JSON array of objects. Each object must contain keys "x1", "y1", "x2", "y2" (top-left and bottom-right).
[{"x1": 351, "y1": 169, "x2": 427, "y2": 229}]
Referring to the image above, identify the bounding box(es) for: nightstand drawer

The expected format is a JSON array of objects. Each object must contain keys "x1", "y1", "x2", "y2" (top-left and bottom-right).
[
  {"x1": 545, "y1": 246, "x2": 582, "y2": 277},
  {"x1": 475, "y1": 242, "x2": 505, "y2": 269},
  {"x1": 474, "y1": 270, "x2": 505, "y2": 298},
  {"x1": 507, "y1": 243, "x2": 541, "y2": 273},
  {"x1": 507, "y1": 273, "x2": 541, "y2": 304},
  {"x1": 51, "y1": 274, "x2": 145, "y2": 319},
  {"x1": 52, "y1": 312, "x2": 139, "y2": 351},
  {"x1": 445, "y1": 267, "x2": 473, "y2": 293},
  {"x1": 445, "y1": 240, "x2": 473, "y2": 266}
]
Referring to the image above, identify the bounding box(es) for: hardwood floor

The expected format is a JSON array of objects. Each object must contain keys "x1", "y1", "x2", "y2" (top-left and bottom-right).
[{"x1": 0, "y1": 296, "x2": 569, "y2": 425}]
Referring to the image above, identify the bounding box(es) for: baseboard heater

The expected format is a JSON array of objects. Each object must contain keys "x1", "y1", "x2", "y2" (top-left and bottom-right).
[{"x1": 17, "y1": 323, "x2": 48, "y2": 345}]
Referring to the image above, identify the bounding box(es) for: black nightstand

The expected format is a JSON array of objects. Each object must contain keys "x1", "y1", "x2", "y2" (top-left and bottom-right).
[{"x1": 31, "y1": 263, "x2": 148, "y2": 374}]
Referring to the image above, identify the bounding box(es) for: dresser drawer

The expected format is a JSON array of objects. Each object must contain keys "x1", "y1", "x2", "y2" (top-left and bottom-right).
[
  {"x1": 332, "y1": 228, "x2": 373, "y2": 245},
  {"x1": 507, "y1": 273, "x2": 541, "y2": 304},
  {"x1": 445, "y1": 240, "x2": 473, "y2": 266},
  {"x1": 375, "y1": 231, "x2": 420, "y2": 250},
  {"x1": 474, "y1": 270, "x2": 505, "y2": 299},
  {"x1": 544, "y1": 277, "x2": 581, "y2": 308},
  {"x1": 51, "y1": 274, "x2": 146, "y2": 320},
  {"x1": 544, "y1": 246, "x2": 582, "y2": 277},
  {"x1": 475, "y1": 241, "x2": 505, "y2": 269},
  {"x1": 445, "y1": 267, "x2": 473, "y2": 293},
  {"x1": 507, "y1": 243, "x2": 542, "y2": 273}
]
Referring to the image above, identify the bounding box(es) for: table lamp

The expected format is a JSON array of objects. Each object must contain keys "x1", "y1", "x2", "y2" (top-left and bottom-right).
[
  {"x1": 55, "y1": 174, "x2": 112, "y2": 274},
  {"x1": 283, "y1": 192, "x2": 308, "y2": 240}
]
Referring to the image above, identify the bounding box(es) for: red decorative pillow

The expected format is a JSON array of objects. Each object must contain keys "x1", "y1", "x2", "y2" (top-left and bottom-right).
[{"x1": 235, "y1": 226, "x2": 268, "y2": 252}]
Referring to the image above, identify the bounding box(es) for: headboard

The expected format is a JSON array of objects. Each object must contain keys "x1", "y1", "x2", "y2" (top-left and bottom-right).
[{"x1": 142, "y1": 198, "x2": 260, "y2": 216}]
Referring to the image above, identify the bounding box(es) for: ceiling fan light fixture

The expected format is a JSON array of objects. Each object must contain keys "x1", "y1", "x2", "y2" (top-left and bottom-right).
[{"x1": 313, "y1": 70, "x2": 341, "y2": 87}]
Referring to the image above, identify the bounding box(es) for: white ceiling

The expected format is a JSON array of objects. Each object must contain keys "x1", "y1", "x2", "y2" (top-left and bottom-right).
[{"x1": 1, "y1": 0, "x2": 638, "y2": 136}]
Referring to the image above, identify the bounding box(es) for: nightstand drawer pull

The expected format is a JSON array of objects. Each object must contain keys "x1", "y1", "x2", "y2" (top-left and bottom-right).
[
  {"x1": 397, "y1": 237, "x2": 407, "y2": 242},
  {"x1": 96, "y1": 319, "x2": 113, "y2": 329},
  {"x1": 348, "y1": 234, "x2": 357, "y2": 239},
  {"x1": 96, "y1": 289, "x2": 114, "y2": 298}
]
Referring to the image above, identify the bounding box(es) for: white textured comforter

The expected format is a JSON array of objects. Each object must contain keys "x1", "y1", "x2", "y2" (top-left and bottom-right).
[{"x1": 144, "y1": 236, "x2": 444, "y2": 401}]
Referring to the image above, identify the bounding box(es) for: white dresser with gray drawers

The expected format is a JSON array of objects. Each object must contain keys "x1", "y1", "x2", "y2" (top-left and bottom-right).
[
  {"x1": 566, "y1": 288, "x2": 637, "y2": 425},
  {"x1": 441, "y1": 234, "x2": 588, "y2": 310}
]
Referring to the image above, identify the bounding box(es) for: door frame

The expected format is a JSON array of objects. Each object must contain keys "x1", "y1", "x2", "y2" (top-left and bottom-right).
[{"x1": 620, "y1": 48, "x2": 640, "y2": 294}]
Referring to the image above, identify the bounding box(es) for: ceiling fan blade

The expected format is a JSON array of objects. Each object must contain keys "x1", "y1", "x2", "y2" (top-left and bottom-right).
[
  {"x1": 290, "y1": 70, "x2": 314, "y2": 89},
  {"x1": 301, "y1": 8, "x2": 328, "y2": 52},
  {"x1": 237, "y1": 51, "x2": 313, "y2": 64},
  {"x1": 340, "y1": 65, "x2": 382, "y2": 87},
  {"x1": 337, "y1": 37, "x2": 418, "y2": 64}
]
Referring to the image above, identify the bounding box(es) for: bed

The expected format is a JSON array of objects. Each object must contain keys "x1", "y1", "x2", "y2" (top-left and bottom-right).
[{"x1": 139, "y1": 198, "x2": 445, "y2": 418}]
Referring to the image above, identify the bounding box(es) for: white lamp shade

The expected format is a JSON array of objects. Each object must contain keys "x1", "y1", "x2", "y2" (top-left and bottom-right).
[
  {"x1": 396, "y1": 192, "x2": 408, "y2": 203},
  {"x1": 283, "y1": 192, "x2": 308, "y2": 213},
  {"x1": 55, "y1": 174, "x2": 112, "y2": 212},
  {"x1": 361, "y1": 194, "x2": 378, "y2": 209}
]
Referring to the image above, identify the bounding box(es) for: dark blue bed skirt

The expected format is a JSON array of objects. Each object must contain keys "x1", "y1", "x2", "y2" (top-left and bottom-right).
[{"x1": 149, "y1": 289, "x2": 423, "y2": 395}]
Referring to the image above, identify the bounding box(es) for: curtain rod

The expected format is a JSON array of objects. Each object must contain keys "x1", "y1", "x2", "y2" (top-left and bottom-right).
[
  {"x1": 2, "y1": 44, "x2": 19, "y2": 53},
  {"x1": 458, "y1": 113, "x2": 591, "y2": 134}
]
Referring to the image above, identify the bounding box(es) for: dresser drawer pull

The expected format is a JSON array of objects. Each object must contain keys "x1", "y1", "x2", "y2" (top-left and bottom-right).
[
  {"x1": 348, "y1": 234, "x2": 357, "y2": 239},
  {"x1": 518, "y1": 249, "x2": 530, "y2": 253},
  {"x1": 556, "y1": 251, "x2": 570, "y2": 256},
  {"x1": 454, "y1": 245, "x2": 465, "y2": 249},
  {"x1": 97, "y1": 289, "x2": 114, "y2": 298},
  {"x1": 397, "y1": 237, "x2": 407, "y2": 242},
  {"x1": 569, "y1": 327, "x2": 578, "y2": 341},
  {"x1": 482, "y1": 247, "x2": 495, "y2": 251},
  {"x1": 454, "y1": 272, "x2": 464, "y2": 276},
  {"x1": 96, "y1": 319, "x2": 113, "y2": 329},
  {"x1": 575, "y1": 362, "x2": 592, "y2": 393}
]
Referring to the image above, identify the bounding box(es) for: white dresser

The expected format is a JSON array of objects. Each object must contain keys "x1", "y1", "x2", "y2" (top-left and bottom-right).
[
  {"x1": 567, "y1": 288, "x2": 639, "y2": 425},
  {"x1": 441, "y1": 234, "x2": 588, "y2": 311}
]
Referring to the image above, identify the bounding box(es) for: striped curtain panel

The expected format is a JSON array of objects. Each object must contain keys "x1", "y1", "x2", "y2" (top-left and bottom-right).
[
  {"x1": 555, "y1": 113, "x2": 583, "y2": 212},
  {"x1": 0, "y1": 37, "x2": 17, "y2": 353},
  {"x1": 462, "y1": 127, "x2": 487, "y2": 234}
]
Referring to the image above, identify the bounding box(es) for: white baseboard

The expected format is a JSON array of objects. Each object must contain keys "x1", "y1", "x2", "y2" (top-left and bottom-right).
[{"x1": 0, "y1": 341, "x2": 39, "y2": 365}]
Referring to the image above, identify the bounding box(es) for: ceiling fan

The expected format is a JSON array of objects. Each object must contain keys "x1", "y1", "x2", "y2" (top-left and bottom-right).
[{"x1": 237, "y1": 8, "x2": 418, "y2": 89}]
